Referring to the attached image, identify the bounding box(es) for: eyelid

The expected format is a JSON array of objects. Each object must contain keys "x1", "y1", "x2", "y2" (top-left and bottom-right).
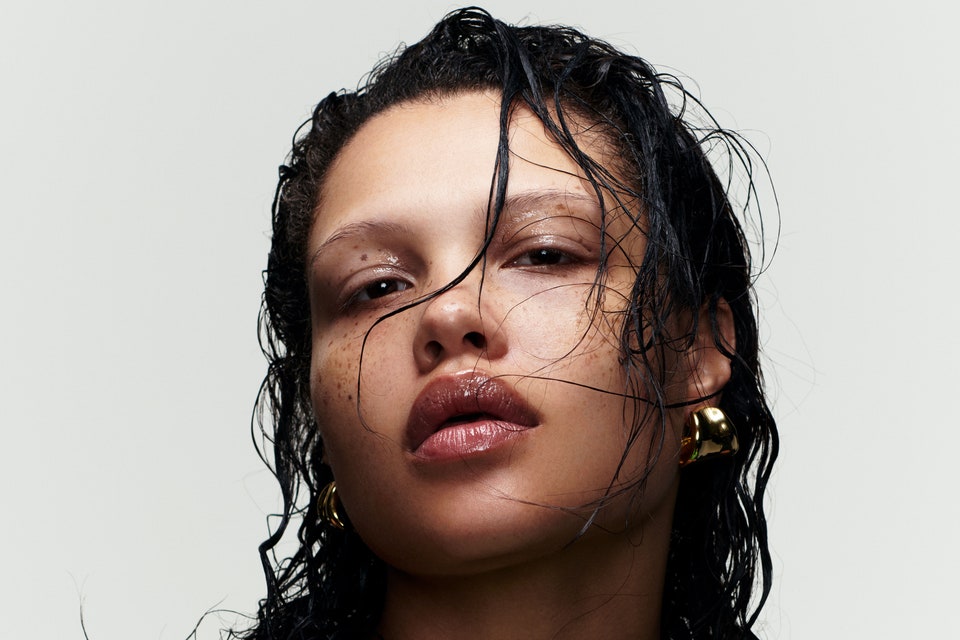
[
  {"x1": 499, "y1": 220, "x2": 601, "y2": 268},
  {"x1": 310, "y1": 234, "x2": 423, "y2": 313},
  {"x1": 498, "y1": 210, "x2": 602, "y2": 249},
  {"x1": 338, "y1": 265, "x2": 415, "y2": 311},
  {"x1": 508, "y1": 248, "x2": 575, "y2": 269}
]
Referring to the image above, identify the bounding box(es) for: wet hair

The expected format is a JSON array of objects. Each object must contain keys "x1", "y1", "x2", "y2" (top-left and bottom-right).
[{"x1": 243, "y1": 7, "x2": 778, "y2": 640}]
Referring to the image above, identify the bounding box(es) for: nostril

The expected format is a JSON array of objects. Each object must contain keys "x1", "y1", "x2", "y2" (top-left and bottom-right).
[
  {"x1": 464, "y1": 331, "x2": 486, "y2": 350},
  {"x1": 425, "y1": 340, "x2": 442, "y2": 361}
]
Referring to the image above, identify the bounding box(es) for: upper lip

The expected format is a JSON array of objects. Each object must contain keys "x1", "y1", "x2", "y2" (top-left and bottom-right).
[{"x1": 405, "y1": 372, "x2": 541, "y2": 452}]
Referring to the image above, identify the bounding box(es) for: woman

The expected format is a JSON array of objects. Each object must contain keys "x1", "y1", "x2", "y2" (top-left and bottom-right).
[{"x1": 244, "y1": 7, "x2": 777, "y2": 639}]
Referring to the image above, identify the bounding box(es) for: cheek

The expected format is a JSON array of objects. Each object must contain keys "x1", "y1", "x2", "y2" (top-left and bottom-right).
[
  {"x1": 311, "y1": 330, "x2": 362, "y2": 413},
  {"x1": 508, "y1": 283, "x2": 626, "y2": 387},
  {"x1": 505, "y1": 284, "x2": 600, "y2": 361},
  {"x1": 309, "y1": 316, "x2": 414, "y2": 468},
  {"x1": 309, "y1": 321, "x2": 374, "y2": 469}
]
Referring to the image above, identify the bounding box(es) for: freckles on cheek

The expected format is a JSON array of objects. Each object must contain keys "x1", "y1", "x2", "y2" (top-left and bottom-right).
[{"x1": 312, "y1": 333, "x2": 362, "y2": 413}]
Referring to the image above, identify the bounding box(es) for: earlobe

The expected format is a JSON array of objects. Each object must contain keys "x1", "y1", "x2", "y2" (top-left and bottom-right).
[{"x1": 684, "y1": 298, "x2": 735, "y2": 404}]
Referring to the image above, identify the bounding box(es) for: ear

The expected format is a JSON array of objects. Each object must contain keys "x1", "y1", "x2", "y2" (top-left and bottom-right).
[{"x1": 681, "y1": 298, "x2": 735, "y2": 406}]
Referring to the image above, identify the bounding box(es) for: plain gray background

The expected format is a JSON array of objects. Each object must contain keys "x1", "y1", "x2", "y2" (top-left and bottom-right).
[{"x1": 3, "y1": 1, "x2": 957, "y2": 637}]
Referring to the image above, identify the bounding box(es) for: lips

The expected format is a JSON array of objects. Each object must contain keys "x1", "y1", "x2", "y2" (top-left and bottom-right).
[{"x1": 405, "y1": 372, "x2": 541, "y2": 457}]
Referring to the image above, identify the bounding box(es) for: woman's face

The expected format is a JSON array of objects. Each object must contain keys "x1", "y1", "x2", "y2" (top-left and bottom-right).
[{"x1": 307, "y1": 91, "x2": 688, "y2": 576}]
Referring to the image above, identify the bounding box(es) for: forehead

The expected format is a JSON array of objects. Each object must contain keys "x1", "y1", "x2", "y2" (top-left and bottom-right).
[{"x1": 310, "y1": 91, "x2": 619, "y2": 245}]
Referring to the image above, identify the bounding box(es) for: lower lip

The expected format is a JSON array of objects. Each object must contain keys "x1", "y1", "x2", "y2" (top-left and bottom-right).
[{"x1": 413, "y1": 420, "x2": 533, "y2": 462}]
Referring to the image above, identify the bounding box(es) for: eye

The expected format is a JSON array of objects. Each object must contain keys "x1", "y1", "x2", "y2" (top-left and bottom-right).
[
  {"x1": 354, "y1": 278, "x2": 411, "y2": 302},
  {"x1": 511, "y1": 248, "x2": 573, "y2": 267}
]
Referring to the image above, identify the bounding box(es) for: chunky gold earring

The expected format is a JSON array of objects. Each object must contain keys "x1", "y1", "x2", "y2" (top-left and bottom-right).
[
  {"x1": 679, "y1": 407, "x2": 739, "y2": 467},
  {"x1": 318, "y1": 481, "x2": 347, "y2": 530}
]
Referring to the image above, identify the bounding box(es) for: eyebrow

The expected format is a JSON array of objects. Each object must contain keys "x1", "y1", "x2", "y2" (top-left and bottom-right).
[
  {"x1": 497, "y1": 189, "x2": 601, "y2": 218},
  {"x1": 310, "y1": 220, "x2": 412, "y2": 268},
  {"x1": 309, "y1": 189, "x2": 602, "y2": 267},
  {"x1": 491, "y1": 189, "x2": 603, "y2": 240}
]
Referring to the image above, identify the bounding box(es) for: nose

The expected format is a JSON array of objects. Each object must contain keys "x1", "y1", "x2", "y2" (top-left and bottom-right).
[{"x1": 413, "y1": 273, "x2": 506, "y2": 372}]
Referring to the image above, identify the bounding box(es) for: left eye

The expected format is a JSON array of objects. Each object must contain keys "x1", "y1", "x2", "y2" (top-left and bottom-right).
[{"x1": 512, "y1": 248, "x2": 572, "y2": 267}]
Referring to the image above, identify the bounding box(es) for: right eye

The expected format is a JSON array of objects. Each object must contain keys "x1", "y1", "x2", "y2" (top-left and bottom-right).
[{"x1": 356, "y1": 279, "x2": 410, "y2": 301}]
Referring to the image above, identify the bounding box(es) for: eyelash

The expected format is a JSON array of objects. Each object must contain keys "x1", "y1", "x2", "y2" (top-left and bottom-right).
[
  {"x1": 356, "y1": 278, "x2": 411, "y2": 302},
  {"x1": 509, "y1": 247, "x2": 576, "y2": 268},
  {"x1": 337, "y1": 241, "x2": 586, "y2": 312},
  {"x1": 342, "y1": 275, "x2": 413, "y2": 309}
]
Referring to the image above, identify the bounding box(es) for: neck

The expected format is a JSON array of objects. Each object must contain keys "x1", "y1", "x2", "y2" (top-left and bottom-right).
[{"x1": 377, "y1": 522, "x2": 671, "y2": 640}]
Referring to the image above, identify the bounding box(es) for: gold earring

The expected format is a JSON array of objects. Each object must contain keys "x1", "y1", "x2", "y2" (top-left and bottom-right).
[
  {"x1": 318, "y1": 481, "x2": 347, "y2": 530},
  {"x1": 679, "y1": 407, "x2": 739, "y2": 467}
]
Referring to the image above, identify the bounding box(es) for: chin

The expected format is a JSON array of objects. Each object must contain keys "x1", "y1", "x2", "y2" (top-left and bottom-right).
[
  {"x1": 358, "y1": 493, "x2": 590, "y2": 577},
  {"x1": 356, "y1": 478, "x2": 667, "y2": 578}
]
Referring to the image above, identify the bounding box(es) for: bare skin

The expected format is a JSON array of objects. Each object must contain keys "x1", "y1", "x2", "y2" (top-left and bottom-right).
[{"x1": 379, "y1": 515, "x2": 674, "y2": 640}]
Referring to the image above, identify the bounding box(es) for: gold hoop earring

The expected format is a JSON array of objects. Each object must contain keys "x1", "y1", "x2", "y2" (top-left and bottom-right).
[
  {"x1": 318, "y1": 481, "x2": 347, "y2": 530},
  {"x1": 679, "y1": 407, "x2": 739, "y2": 467}
]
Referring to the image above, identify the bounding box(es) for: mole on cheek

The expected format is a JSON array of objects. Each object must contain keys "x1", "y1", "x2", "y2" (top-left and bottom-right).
[{"x1": 360, "y1": 253, "x2": 368, "y2": 262}]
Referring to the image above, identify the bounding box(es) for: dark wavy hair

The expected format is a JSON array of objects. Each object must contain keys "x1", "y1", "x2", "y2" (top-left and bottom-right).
[{"x1": 240, "y1": 7, "x2": 778, "y2": 640}]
